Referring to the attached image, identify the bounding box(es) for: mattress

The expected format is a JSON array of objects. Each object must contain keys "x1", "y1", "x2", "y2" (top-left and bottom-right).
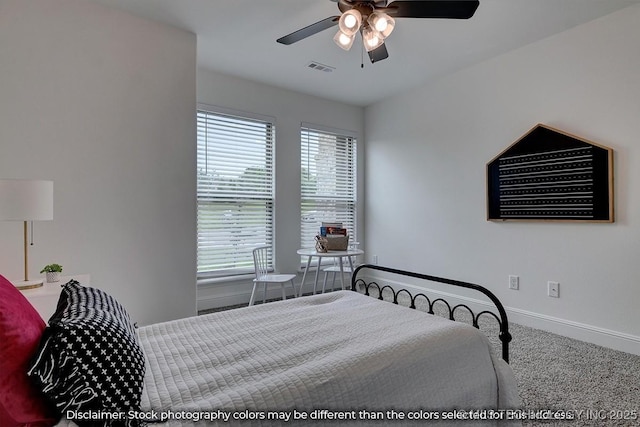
[{"x1": 136, "y1": 290, "x2": 520, "y2": 426}]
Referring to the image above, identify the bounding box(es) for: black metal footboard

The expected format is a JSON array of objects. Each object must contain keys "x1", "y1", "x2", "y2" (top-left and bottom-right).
[{"x1": 351, "y1": 264, "x2": 512, "y2": 363}]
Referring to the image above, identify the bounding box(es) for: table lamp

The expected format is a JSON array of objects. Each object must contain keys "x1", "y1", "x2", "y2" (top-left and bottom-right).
[{"x1": 0, "y1": 179, "x2": 54, "y2": 290}]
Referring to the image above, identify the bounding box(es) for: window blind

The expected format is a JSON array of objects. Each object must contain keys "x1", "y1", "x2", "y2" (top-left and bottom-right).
[
  {"x1": 197, "y1": 108, "x2": 274, "y2": 277},
  {"x1": 300, "y1": 125, "x2": 357, "y2": 254}
]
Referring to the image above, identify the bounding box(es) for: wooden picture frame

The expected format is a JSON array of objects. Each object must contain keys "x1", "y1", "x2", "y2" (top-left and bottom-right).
[{"x1": 487, "y1": 124, "x2": 614, "y2": 222}]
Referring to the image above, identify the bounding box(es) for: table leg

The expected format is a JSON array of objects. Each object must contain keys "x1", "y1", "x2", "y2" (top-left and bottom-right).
[
  {"x1": 338, "y1": 256, "x2": 345, "y2": 290},
  {"x1": 347, "y1": 255, "x2": 355, "y2": 286},
  {"x1": 299, "y1": 256, "x2": 312, "y2": 297},
  {"x1": 313, "y1": 257, "x2": 321, "y2": 294}
]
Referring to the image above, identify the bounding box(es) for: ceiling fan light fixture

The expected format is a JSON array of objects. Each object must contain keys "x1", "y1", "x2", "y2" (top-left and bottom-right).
[
  {"x1": 333, "y1": 30, "x2": 355, "y2": 51},
  {"x1": 368, "y1": 11, "x2": 395, "y2": 38},
  {"x1": 338, "y1": 9, "x2": 362, "y2": 36},
  {"x1": 362, "y1": 26, "x2": 384, "y2": 52},
  {"x1": 277, "y1": 1, "x2": 480, "y2": 64}
]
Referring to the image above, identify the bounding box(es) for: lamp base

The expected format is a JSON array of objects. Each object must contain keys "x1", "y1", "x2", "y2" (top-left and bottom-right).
[{"x1": 14, "y1": 279, "x2": 44, "y2": 291}]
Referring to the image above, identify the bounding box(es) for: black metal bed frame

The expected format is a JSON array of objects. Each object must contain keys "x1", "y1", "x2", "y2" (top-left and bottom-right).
[{"x1": 350, "y1": 264, "x2": 512, "y2": 363}]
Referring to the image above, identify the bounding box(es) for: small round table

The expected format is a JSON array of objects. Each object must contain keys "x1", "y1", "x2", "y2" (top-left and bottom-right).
[{"x1": 297, "y1": 248, "x2": 364, "y2": 296}]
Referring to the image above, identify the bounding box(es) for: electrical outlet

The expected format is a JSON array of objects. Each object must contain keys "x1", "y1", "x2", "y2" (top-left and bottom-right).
[
  {"x1": 548, "y1": 281, "x2": 559, "y2": 298},
  {"x1": 372, "y1": 255, "x2": 378, "y2": 265},
  {"x1": 509, "y1": 275, "x2": 519, "y2": 290}
]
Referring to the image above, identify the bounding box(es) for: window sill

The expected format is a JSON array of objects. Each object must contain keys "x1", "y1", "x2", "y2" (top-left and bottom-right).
[
  {"x1": 198, "y1": 266, "x2": 321, "y2": 287},
  {"x1": 197, "y1": 273, "x2": 255, "y2": 287}
]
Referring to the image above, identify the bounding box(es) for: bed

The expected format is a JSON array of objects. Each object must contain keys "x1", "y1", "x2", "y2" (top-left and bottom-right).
[{"x1": 1, "y1": 266, "x2": 520, "y2": 427}]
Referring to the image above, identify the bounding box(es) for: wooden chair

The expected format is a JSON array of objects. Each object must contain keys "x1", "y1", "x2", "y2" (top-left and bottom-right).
[{"x1": 250, "y1": 246, "x2": 297, "y2": 306}]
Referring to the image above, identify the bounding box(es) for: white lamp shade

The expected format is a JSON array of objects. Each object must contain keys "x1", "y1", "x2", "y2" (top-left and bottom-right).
[
  {"x1": 368, "y1": 11, "x2": 395, "y2": 38},
  {"x1": 338, "y1": 9, "x2": 362, "y2": 36},
  {"x1": 362, "y1": 27, "x2": 384, "y2": 52},
  {"x1": 0, "y1": 179, "x2": 53, "y2": 221},
  {"x1": 333, "y1": 30, "x2": 355, "y2": 51}
]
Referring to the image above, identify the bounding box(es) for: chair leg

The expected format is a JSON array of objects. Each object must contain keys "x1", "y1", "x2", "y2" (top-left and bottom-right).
[
  {"x1": 262, "y1": 283, "x2": 267, "y2": 304},
  {"x1": 281, "y1": 284, "x2": 286, "y2": 301},
  {"x1": 249, "y1": 282, "x2": 258, "y2": 306}
]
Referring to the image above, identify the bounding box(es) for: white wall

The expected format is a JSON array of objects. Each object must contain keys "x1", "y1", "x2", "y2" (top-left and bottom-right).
[
  {"x1": 197, "y1": 68, "x2": 365, "y2": 309},
  {"x1": 365, "y1": 5, "x2": 640, "y2": 354},
  {"x1": 0, "y1": 0, "x2": 197, "y2": 325}
]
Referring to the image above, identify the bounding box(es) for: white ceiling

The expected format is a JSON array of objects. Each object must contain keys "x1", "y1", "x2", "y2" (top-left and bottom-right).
[{"x1": 89, "y1": 0, "x2": 640, "y2": 106}]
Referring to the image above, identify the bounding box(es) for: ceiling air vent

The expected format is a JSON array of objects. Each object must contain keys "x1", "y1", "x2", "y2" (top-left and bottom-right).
[{"x1": 307, "y1": 61, "x2": 335, "y2": 73}]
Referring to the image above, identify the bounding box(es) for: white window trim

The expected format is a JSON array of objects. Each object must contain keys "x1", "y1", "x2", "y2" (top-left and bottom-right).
[
  {"x1": 300, "y1": 122, "x2": 358, "y2": 264},
  {"x1": 196, "y1": 104, "x2": 276, "y2": 280}
]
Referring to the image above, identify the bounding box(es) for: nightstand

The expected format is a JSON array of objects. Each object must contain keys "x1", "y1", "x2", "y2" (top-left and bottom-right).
[{"x1": 20, "y1": 274, "x2": 90, "y2": 321}]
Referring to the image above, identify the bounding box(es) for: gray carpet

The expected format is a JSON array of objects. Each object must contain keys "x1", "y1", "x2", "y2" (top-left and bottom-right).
[
  {"x1": 428, "y1": 302, "x2": 640, "y2": 426},
  {"x1": 200, "y1": 295, "x2": 640, "y2": 426},
  {"x1": 503, "y1": 322, "x2": 639, "y2": 426}
]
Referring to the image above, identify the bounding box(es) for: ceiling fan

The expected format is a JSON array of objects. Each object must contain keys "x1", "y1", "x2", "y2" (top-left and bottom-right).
[{"x1": 277, "y1": 0, "x2": 480, "y2": 64}]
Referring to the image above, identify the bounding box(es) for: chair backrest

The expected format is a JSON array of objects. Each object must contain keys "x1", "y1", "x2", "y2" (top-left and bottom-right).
[{"x1": 252, "y1": 246, "x2": 271, "y2": 279}]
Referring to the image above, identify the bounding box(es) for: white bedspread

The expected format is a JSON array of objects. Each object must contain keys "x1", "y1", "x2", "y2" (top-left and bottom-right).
[{"x1": 136, "y1": 291, "x2": 520, "y2": 426}]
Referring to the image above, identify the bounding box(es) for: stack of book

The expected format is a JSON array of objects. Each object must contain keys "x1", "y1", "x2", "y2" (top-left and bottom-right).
[{"x1": 320, "y1": 222, "x2": 347, "y2": 237}]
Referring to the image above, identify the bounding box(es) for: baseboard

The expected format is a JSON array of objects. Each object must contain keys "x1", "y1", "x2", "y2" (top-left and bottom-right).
[
  {"x1": 197, "y1": 288, "x2": 296, "y2": 311},
  {"x1": 505, "y1": 308, "x2": 640, "y2": 356},
  {"x1": 357, "y1": 274, "x2": 640, "y2": 356},
  {"x1": 197, "y1": 293, "x2": 249, "y2": 311}
]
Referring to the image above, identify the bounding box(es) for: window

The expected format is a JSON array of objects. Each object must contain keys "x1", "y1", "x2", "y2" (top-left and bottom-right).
[
  {"x1": 197, "y1": 106, "x2": 274, "y2": 277},
  {"x1": 300, "y1": 124, "x2": 357, "y2": 255}
]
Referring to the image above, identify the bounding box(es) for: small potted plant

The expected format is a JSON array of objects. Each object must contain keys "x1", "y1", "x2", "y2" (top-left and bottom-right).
[{"x1": 40, "y1": 263, "x2": 63, "y2": 283}]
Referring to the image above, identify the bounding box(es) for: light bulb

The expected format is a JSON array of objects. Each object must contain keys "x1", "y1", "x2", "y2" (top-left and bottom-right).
[
  {"x1": 374, "y1": 18, "x2": 387, "y2": 32},
  {"x1": 344, "y1": 14, "x2": 357, "y2": 30}
]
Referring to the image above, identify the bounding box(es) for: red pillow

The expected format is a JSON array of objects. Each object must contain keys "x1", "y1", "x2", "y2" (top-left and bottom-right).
[{"x1": 0, "y1": 274, "x2": 57, "y2": 427}]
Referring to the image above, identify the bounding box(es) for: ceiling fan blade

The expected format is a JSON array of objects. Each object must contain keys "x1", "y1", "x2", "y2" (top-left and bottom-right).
[
  {"x1": 368, "y1": 43, "x2": 389, "y2": 63},
  {"x1": 277, "y1": 16, "x2": 340, "y2": 45},
  {"x1": 386, "y1": 0, "x2": 479, "y2": 19}
]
